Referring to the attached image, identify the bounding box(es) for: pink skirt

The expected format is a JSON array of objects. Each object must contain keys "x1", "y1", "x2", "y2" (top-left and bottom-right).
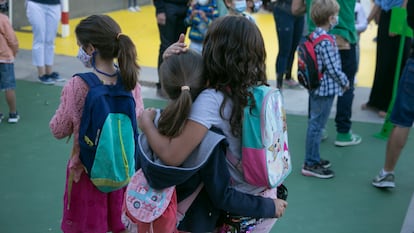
[{"x1": 61, "y1": 164, "x2": 126, "y2": 233}]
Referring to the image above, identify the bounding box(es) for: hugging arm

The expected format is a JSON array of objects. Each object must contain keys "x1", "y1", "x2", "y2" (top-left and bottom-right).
[
  {"x1": 200, "y1": 142, "x2": 286, "y2": 218},
  {"x1": 138, "y1": 109, "x2": 209, "y2": 166}
]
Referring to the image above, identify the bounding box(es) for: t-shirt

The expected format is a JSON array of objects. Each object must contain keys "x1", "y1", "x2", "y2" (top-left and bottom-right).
[{"x1": 189, "y1": 88, "x2": 266, "y2": 194}]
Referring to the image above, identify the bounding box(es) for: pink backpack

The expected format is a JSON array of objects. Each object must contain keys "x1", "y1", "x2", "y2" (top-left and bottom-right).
[{"x1": 122, "y1": 169, "x2": 203, "y2": 233}]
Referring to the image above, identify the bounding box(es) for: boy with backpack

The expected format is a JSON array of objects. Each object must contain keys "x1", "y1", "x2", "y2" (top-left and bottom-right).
[{"x1": 300, "y1": 0, "x2": 349, "y2": 179}]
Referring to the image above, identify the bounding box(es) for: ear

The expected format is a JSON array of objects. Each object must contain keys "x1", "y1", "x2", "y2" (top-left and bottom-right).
[{"x1": 84, "y1": 44, "x2": 96, "y2": 55}]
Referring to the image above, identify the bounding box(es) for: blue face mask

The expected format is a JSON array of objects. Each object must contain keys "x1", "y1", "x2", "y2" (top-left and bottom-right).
[{"x1": 234, "y1": 0, "x2": 247, "y2": 13}]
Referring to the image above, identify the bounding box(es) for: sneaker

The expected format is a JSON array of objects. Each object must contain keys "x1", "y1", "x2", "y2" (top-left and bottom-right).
[
  {"x1": 49, "y1": 72, "x2": 65, "y2": 82},
  {"x1": 319, "y1": 159, "x2": 331, "y2": 168},
  {"x1": 0, "y1": 113, "x2": 3, "y2": 123},
  {"x1": 335, "y1": 132, "x2": 362, "y2": 147},
  {"x1": 128, "y1": 6, "x2": 137, "y2": 12},
  {"x1": 372, "y1": 172, "x2": 395, "y2": 188},
  {"x1": 283, "y1": 79, "x2": 302, "y2": 89},
  {"x1": 8, "y1": 112, "x2": 19, "y2": 123},
  {"x1": 302, "y1": 164, "x2": 334, "y2": 179},
  {"x1": 134, "y1": 6, "x2": 141, "y2": 11},
  {"x1": 38, "y1": 74, "x2": 55, "y2": 85}
]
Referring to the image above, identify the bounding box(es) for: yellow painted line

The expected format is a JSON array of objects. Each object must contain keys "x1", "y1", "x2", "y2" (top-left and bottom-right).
[{"x1": 16, "y1": 5, "x2": 377, "y2": 87}]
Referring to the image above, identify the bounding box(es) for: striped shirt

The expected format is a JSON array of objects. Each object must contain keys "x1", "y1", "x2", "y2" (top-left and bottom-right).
[{"x1": 312, "y1": 27, "x2": 349, "y2": 96}]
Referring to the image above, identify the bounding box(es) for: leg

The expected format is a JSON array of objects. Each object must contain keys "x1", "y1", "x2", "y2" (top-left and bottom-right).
[
  {"x1": 285, "y1": 15, "x2": 304, "y2": 81},
  {"x1": 384, "y1": 126, "x2": 409, "y2": 172},
  {"x1": 272, "y1": 7, "x2": 294, "y2": 88},
  {"x1": 26, "y1": 1, "x2": 47, "y2": 76},
  {"x1": 334, "y1": 44, "x2": 362, "y2": 146},
  {"x1": 372, "y1": 58, "x2": 414, "y2": 188},
  {"x1": 44, "y1": 4, "x2": 61, "y2": 74},
  {"x1": 5, "y1": 89, "x2": 16, "y2": 113},
  {"x1": 303, "y1": 94, "x2": 335, "y2": 178}
]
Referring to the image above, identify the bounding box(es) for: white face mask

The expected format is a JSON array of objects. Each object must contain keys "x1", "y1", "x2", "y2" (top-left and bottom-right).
[
  {"x1": 77, "y1": 47, "x2": 93, "y2": 68},
  {"x1": 198, "y1": 0, "x2": 209, "y2": 6},
  {"x1": 330, "y1": 15, "x2": 339, "y2": 30},
  {"x1": 234, "y1": 0, "x2": 247, "y2": 13}
]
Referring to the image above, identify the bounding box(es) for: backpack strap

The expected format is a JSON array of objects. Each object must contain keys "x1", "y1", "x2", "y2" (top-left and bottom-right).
[
  {"x1": 74, "y1": 72, "x2": 102, "y2": 88},
  {"x1": 176, "y1": 183, "x2": 204, "y2": 224},
  {"x1": 311, "y1": 33, "x2": 335, "y2": 46}
]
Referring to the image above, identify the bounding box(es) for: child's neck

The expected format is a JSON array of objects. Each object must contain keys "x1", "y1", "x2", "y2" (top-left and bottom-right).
[{"x1": 320, "y1": 23, "x2": 330, "y2": 32}]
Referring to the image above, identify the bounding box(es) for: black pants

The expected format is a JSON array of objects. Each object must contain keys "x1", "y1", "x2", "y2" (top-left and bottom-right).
[{"x1": 156, "y1": 2, "x2": 188, "y2": 86}]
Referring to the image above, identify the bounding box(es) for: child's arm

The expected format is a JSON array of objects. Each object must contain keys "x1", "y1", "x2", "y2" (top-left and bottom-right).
[
  {"x1": 139, "y1": 109, "x2": 209, "y2": 166},
  {"x1": 50, "y1": 77, "x2": 88, "y2": 139},
  {"x1": 199, "y1": 141, "x2": 286, "y2": 218},
  {"x1": 319, "y1": 41, "x2": 349, "y2": 88},
  {"x1": 2, "y1": 16, "x2": 18, "y2": 56}
]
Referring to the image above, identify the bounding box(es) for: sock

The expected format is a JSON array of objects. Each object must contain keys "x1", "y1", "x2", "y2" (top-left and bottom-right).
[{"x1": 381, "y1": 169, "x2": 394, "y2": 176}]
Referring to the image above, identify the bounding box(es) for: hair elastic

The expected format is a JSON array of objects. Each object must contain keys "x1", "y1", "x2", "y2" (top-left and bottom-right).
[
  {"x1": 116, "y1": 33, "x2": 124, "y2": 40},
  {"x1": 181, "y1": 86, "x2": 190, "y2": 91}
]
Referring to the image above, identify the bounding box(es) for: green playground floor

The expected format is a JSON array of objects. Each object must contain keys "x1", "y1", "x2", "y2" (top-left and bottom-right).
[{"x1": 0, "y1": 80, "x2": 413, "y2": 233}]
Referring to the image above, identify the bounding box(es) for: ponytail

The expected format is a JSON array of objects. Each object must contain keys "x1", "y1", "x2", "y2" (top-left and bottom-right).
[{"x1": 117, "y1": 34, "x2": 140, "y2": 91}]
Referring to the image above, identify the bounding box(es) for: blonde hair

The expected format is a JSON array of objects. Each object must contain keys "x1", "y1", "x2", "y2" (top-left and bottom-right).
[{"x1": 310, "y1": 0, "x2": 340, "y2": 27}]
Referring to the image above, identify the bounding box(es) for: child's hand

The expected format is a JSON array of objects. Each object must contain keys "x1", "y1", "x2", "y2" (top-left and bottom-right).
[
  {"x1": 162, "y1": 33, "x2": 188, "y2": 59},
  {"x1": 273, "y1": 198, "x2": 288, "y2": 218},
  {"x1": 138, "y1": 108, "x2": 157, "y2": 131}
]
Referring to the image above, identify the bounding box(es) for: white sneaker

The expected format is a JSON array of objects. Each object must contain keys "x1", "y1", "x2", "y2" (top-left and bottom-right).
[
  {"x1": 128, "y1": 6, "x2": 136, "y2": 12},
  {"x1": 134, "y1": 6, "x2": 141, "y2": 11}
]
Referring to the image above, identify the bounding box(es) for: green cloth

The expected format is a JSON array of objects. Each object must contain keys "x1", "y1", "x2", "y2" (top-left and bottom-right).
[{"x1": 305, "y1": 0, "x2": 357, "y2": 44}]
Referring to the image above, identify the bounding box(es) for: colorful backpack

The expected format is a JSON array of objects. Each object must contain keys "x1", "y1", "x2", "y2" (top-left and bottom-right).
[
  {"x1": 237, "y1": 85, "x2": 292, "y2": 188},
  {"x1": 297, "y1": 33, "x2": 335, "y2": 90},
  {"x1": 77, "y1": 72, "x2": 138, "y2": 193}
]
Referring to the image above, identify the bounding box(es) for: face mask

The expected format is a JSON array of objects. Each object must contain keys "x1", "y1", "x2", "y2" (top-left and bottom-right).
[
  {"x1": 77, "y1": 47, "x2": 92, "y2": 68},
  {"x1": 330, "y1": 15, "x2": 339, "y2": 29},
  {"x1": 234, "y1": 0, "x2": 247, "y2": 13},
  {"x1": 198, "y1": 0, "x2": 209, "y2": 6}
]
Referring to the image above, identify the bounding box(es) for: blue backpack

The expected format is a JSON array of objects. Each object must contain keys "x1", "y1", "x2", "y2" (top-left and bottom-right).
[
  {"x1": 77, "y1": 72, "x2": 138, "y2": 193},
  {"x1": 237, "y1": 85, "x2": 292, "y2": 188}
]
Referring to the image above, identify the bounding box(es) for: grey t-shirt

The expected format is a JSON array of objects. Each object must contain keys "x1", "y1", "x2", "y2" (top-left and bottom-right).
[{"x1": 189, "y1": 88, "x2": 266, "y2": 194}]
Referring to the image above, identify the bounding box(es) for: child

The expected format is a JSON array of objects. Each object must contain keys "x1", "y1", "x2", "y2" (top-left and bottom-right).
[
  {"x1": 185, "y1": 0, "x2": 219, "y2": 54},
  {"x1": 301, "y1": 0, "x2": 349, "y2": 179},
  {"x1": 0, "y1": 7, "x2": 19, "y2": 123},
  {"x1": 139, "y1": 16, "x2": 287, "y2": 233},
  {"x1": 128, "y1": 0, "x2": 140, "y2": 12},
  {"x1": 134, "y1": 50, "x2": 282, "y2": 232},
  {"x1": 224, "y1": 0, "x2": 256, "y2": 22},
  {"x1": 49, "y1": 15, "x2": 143, "y2": 233}
]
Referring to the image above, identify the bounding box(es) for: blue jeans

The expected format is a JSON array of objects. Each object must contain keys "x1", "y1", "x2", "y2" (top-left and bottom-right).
[
  {"x1": 335, "y1": 44, "x2": 357, "y2": 134},
  {"x1": 272, "y1": 4, "x2": 304, "y2": 84},
  {"x1": 390, "y1": 58, "x2": 414, "y2": 127},
  {"x1": 0, "y1": 63, "x2": 16, "y2": 90},
  {"x1": 305, "y1": 94, "x2": 335, "y2": 166}
]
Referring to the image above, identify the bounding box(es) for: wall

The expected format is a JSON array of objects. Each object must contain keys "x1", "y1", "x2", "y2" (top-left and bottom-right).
[{"x1": 10, "y1": 0, "x2": 151, "y2": 29}]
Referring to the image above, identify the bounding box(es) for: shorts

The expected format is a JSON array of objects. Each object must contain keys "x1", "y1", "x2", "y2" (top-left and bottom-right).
[
  {"x1": 0, "y1": 63, "x2": 16, "y2": 91},
  {"x1": 390, "y1": 58, "x2": 414, "y2": 128}
]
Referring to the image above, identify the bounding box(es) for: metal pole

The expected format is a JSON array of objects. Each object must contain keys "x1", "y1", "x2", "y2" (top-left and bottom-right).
[{"x1": 61, "y1": 0, "x2": 69, "y2": 37}]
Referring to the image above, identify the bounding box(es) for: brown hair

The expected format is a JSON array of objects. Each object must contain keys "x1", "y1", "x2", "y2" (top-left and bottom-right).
[
  {"x1": 202, "y1": 15, "x2": 268, "y2": 137},
  {"x1": 310, "y1": 0, "x2": 340, "y2": 27},
  {"x1": 75, "y1": 15, "x2": 140, "y2": 91},
  {"x1": 157, "y1": 50, "x2": 206, "y2": 137}
]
